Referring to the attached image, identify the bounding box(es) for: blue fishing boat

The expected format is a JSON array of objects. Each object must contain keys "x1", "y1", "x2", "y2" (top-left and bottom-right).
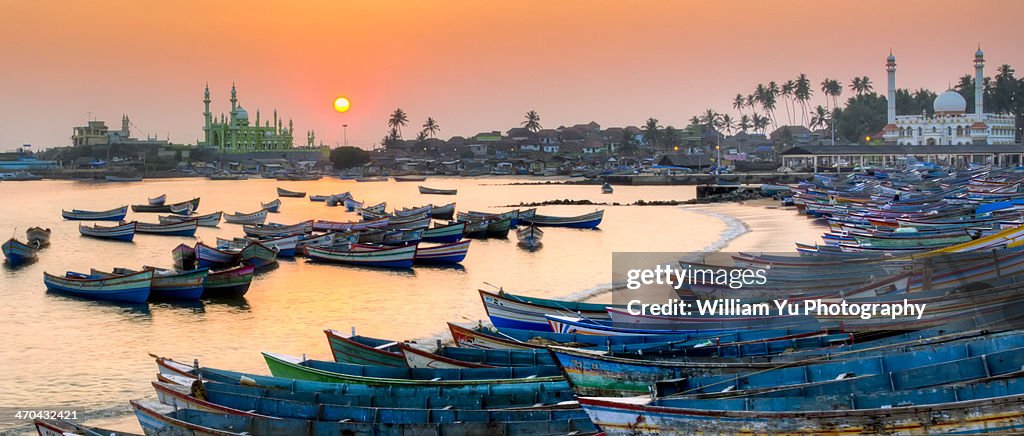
[
  {"x1": 519, "y1": 209, "x2": 604, "y2": 228},
  {"x1": 195, "y1": 242, "x2": 239, "y2": 268},
  {"x1": 78, "y1": 222, "x2": 136, "y2": 242},
  {"x1": 479, "y1": 289, "x2": 616, "y2": 332},
  {"x1": 133, "y1": 219, "x2": 198, "y2": 237},
  {"x1": 260, "y1": 198, "x2": 281, "y2": 213},
  {"x1": 3, "y1": 238, "x2": 37, "y2": 266},
  {"x1": 91, "y1": 267, "x2": 207, "y2": 301},
  {"x1": 61, "y1": 205, "x2": 128, "y2": 221},
  {"x1": 43, "y1": 269, "x2": 151, "y2": 303},
  {"x1": 414, "y1": 240, "x2": 470, "y2": 264},
  {"x1": 421, "y1": 221, "x2": 465, "y2": 243},
  {"x1": 307, "y1": 244, "x2": 416, "y2": 269}
]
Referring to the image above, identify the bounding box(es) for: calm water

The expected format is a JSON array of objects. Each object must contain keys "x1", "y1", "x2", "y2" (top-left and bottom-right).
[{"x1": 0, "y1": 177, "x2": 729, "y2": 433}]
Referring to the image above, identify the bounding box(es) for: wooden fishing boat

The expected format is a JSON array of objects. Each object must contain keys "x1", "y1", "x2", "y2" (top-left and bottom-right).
[
  {"x1": 238, "y1": 241, "x2": 278, "y2": 270},
  {"x1": 79, "y1": 221, "x2": 136, "y2": 242},
  {"x1": 237, "y1": 234, "x2": 299, "y2": 257},
  {"x1": 397, "y1": 342, "x2": 494, "y2": 369},
  {"x1": 276, "y1": 187, "x2": 306, "y2": 198},
  {"x1": 421, "y1": 221, "x2": 465, "y2": 243},
  {"x1": 195, "y1": 242, "x2": 239, "y2": 268},
  {"x1": 463, "y1": 218, "x2": 490, "y2": 238},
  {"x1": 2, "y1": 238, "x2": 37, "y2": 265},
  {"x1": 485, "y1": 217, "x2": 512, "y2": 238},
  {"x1": 148, "y1": 194, "x2": 167, "y2": 206},
  {"x1": 601, "y1": 182, "x2": 613, "y2": 194},
  {"x1": 361, "y1": 201, "x2": 387, "y2": 214},
  {"x1": 326, "y1": 192, "x2": 352, "y2": 207},
  {"x1": 131, "y1": 197, "x2": 201, "y2": 213},
  {"x1": 464, "y1": 209, "x2": 522, "y2": 226},
  {"x1": 430, "y1": 202, "x2": 456, "y2": 219},
  {"x1": 34, "y1": 419, "x2": 137, "y2": 436},
  {"x1": 414, "y1": 240, "x2": 470, "y2": 264},
  {"x1": 379, "y1": 229, "x2": 423, "y2": 246},
  {"x1": 105, "y1": 175, "x2": 143, "y2": 182},
  {"x1": 309, "y1": 194, "x2": 329, "y2": 202},
  {"x1": 394, "y1": 175, "x2": 426, "y2": 182},
  {"x1": 91, "y1": 267, "x2": 207, "y2": 300},
  {"x1": 171, "y1": 243, "x2": 196, "y2": 270},
  {"x1": 307, "y1": 244, "x2": 417, "y2": 269},
  {"x1": 419, "y1": 185, "x2": 457, "y2": 195},
  {"x1": 395, "y1": 204, "x2": 433, "y2": 217},
  {"x1": 262, "y1": 352, "x2": 565, "y2": 386},
  {"x1": 324, "y1": 328, "x2": 407, "y2": 366},
  {"x1": 260, "y1": 198, "x2": 281, "y2": 213},
  {"x1": 160, "y1": 211, "x2": 222, "y2": 227},
  {"x1": 355, "y1": 176, "x2": 388, "y2": 182},
  {"x1": 313, "y1": 217, "x2": 389, "y2": 232},
  {"x1": 295, "y1": 232, "x2": 352, "y2": 254},
  {"x1": 242, "y1": 220, "x2": 312, "y2": 237},
  {"x1": 43, "y1": 269, "x2": 151, "y2": 303},
  {"x1": 343, "y1": 197, "x2": 363, "y2": 211},
  {"x1": 26, "y1": 227, "x2": 51, "y2": 246},
  {"x1": 517, "y1": 225, "x2": 544, "y2": 248},
  {"x1": 223, "y1": 209, "x2": 267, "y2": 225},
  {"x1": 61, "y1": 205, "x2": 128, "y2": 221},
  {"x1": 202, "y1": 264, "x2": 254, "y2": 297},
  {"x1": 480, "y1": 289, "x2": 616, "y2": 332},
  {"x1": 149, "y1": 379, "x2": 594, "y2": 427},
  {"x1": 133, "y1": 219, "x2": 198, "y2": 237},
  {"x1": 385, "y1": 216, "x2": 431, "y2": 230},
  {"x1": 132, "y1": 399, "x2": 595, "y2": 436},
  {"x1": 520, "y1": 209, "x2": 604, "y2": 228}
]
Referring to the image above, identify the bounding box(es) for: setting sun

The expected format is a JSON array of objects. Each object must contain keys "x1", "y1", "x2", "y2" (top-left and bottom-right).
[{"x1": 333, "y1": 97, "x2": 351, "y2": 113}]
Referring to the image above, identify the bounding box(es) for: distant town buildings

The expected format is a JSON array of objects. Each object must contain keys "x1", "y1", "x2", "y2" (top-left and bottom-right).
[
  {"x1": 71, "y1": 115, "x2": 168, "y2": 147},
  {"x1": 200, "y1": 83, "x2": 295, "y2": 153},
  {"x1": 883, "y1": 49, "x2": 1016, "y2": 145}
]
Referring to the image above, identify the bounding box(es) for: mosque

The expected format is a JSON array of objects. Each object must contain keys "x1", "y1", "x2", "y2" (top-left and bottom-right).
[
  {"x1": 200, "y1": 83, "x2": 297, "y2": 152},
  {"x1": 882, "y1": 49, "x2": 1016, "y2": 145}
]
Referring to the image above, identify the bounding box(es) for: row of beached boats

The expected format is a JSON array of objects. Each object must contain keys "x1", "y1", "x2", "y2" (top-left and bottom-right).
[{"x1": 31, "y1": 165, "x2": 1024, "y2": 434}]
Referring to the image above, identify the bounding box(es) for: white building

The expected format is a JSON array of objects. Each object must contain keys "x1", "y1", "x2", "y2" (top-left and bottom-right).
[{"x1": 882, "y1": 49, "x2": 1016, "y2": 146}]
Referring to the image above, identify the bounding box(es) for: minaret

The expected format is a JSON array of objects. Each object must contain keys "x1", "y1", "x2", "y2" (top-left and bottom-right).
[
  {"x1": 230, "y1": 82, "x2": 238, "y2": 112},
  {"x1": 974, "y1": 46, "x2": 985, "y2": 115},
  {"x1": 121, "y1": 115, "x2": 130, "y2": 136},
  {"x1": 273, "y1": 109, "x2": 278, "y2": 133},
  {"x1": 203, "y1": 83, "x2": 212, "y2": 144},
  {"x1": 886, "y1": 51, "x2": 896, "y2": 124}
]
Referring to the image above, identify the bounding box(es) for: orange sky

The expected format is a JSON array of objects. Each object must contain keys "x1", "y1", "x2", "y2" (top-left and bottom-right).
[{"x1": 1, "y1": 0, "x2": 1022, "y2": 150}]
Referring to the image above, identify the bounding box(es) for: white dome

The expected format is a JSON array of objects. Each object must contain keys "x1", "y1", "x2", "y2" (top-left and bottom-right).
[
  {"x1": 234, "y1": 106, "x2": 249, "y2": 120},
  {"x1": 933, "y1": 91, "x2": 966, "y2": 114}
]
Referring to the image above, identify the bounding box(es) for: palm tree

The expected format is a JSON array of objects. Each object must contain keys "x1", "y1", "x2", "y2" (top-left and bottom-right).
[
  {"x1": 781, "y1": 80, "x2": 795, "y2": 125},
  {"x1": 719, "y1": 114, "x2": 735, "y2": 136},
  {"x1": 850, "y1": 76, "x2": 874, "y2": 95},
  {"x1": 823, "y1": 79, "x2": 842, "y2": 109},
  {"x1": 701, "y1": 109, "x2": 720, "y2": 132},
  {"x1": 752, "y1": 114, "x2": 770, "y2": 134},
  {"x1": 849, "y1": 77, "x2": 862, "y2": 96},
  {"x1": 689, "y1": 116, "x2": 702, "y2": 127},
  {"x1": 522, "y1": 110, "x2": 542, "y2": 132},
  {"x1": 733, "y1": 94, "x2": 746, "y2": 117},
  {"x1": 738, "y1": 115, "x2": 752, "y2": 134},
  {"x1": 422, "y1": 117, "x2": 440, "y2": 138},
  {"x1": 387, "y1": 108, "x2": 409, "y2": 138},
  {"x1": 809, "y1": 105, "x2": 830, "y2": 130},
  {"x1": 746, "y1": 93, "x2": 758, "y2": 117},
  {"x1": 642, "y1": 118, "x2": 661, "y2": 150},
  {"x1": 794, "y1": 73, "x2": 812, "y2": 127}
]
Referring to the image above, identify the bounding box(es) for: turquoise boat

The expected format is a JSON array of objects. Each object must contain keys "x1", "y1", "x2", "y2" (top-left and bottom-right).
[{"x1": 133, "y1": 400, "x2": 597, "y2": 436}]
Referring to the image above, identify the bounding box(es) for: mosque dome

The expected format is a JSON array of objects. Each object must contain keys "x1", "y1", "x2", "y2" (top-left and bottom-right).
[
  {"x1": 887, "y1": 53, "x2": 895, "y2": 62},
  {"x1": 234, "y1": 106, "x2": 249, "y2": 120},
  {"x1": 976, "y1": 47, "x2": 985, "y2": 58},
  {"x1": 933, "y1": 91, "x2": 966, "y2": 114}
]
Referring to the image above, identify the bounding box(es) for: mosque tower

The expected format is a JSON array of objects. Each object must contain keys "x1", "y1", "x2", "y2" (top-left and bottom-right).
[
  {"x1": 882, "y1": 51, "x2": 899, "y2": 142},
  {"x1": 974, "y1": 47, "x2": 985, "y2": 115},
  {"x1": 203, "y1": 83, "x2": 212, "y2": 144},
  {"x1": 886, "y1": 51, "x2": 896, "y2": 124}
]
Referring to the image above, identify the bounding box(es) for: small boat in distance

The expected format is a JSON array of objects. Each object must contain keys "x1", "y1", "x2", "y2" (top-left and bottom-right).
[
  {"x1": 159, "y1": 211, "x2": 222, "y2": 227},
  {"x1": 61, "y1": 206, "x2": 129, "y2": 221},
  {"x1": 394, "y1": 176, "x2": 427, "y2": 182},
  {"x1": 79, "y1": 222, "x2": 137, "y2": 242},
  {"x1": 132, "y1": 220, "x2": 199, "y2": 237},
  {"x1": 26, "y1": 227, "x2": 51, "y2": 246},
  {"x1": 601, "y1": 182, "x2": 613, "y2": 194},
  {"x1": 516, "y1": 225, "x2": 543, "y2": 248},
  {"x1": 276, "y1": 187, "x2": 306, "y2": 198},
  {"x1": 148, "y1": 194, "x2": 166, "y2": 206},
  {"x1": 104, "y1": 175, "x2": 143, "y2": 182},
  {"x1": 419, "y1": 186, "x2": 458, "y2": 195},
  {"x1": 261, "y1": 198, "x2": 281, "y2": 213},
  {"x1": 3, "y1": 238, "x2": 38, "y2": 265},
  {"x1": 355, "y1": 176, "x2": 388, "y2": 182},
  {"x1": 223, "y1": 209, "x2": 268, "y2": 225}
]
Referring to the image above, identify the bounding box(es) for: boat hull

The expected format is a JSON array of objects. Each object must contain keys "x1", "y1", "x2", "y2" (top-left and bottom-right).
[
  {"x1": 3, "y1": 239, "x2": 37, "y2": 265},
  {"x1": 43, "y1": 270, "x2": 151, "y2": 303}
]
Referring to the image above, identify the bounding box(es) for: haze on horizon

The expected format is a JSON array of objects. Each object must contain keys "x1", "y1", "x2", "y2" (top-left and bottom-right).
[{"x1": 1, "y1": 0, "x2": 1022, "y2": 151}]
